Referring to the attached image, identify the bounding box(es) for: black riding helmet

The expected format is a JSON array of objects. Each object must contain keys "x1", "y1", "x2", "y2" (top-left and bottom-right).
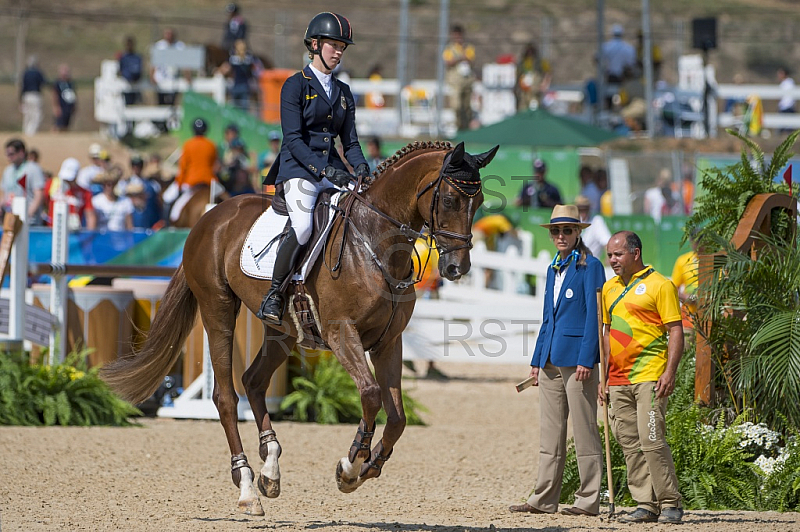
[{"x1": 304, "y1": 12, "x2": 354, "y2": 70}]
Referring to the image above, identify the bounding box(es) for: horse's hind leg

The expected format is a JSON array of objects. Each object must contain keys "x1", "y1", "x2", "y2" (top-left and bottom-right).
[
  {"x1": 360, "y1": 337, "x2": 406, "y2": 482},
  {"x1": 242, "y1": 324, "x2": 294, "y2": 499},
  {"x1": 201, "y1": 299, "x2": 264, "y2": 516}
]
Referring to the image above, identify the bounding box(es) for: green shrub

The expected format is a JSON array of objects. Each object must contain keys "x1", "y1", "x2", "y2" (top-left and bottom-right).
[
  {"x1": 758, "y1": 434, "x2": 800, "y2": 511},
  {"x1": 0, "y1": 350, "x2": 141, "y2": 426},
  {"x1": 280, "y1": 354, "x2": 427, "y2": 425}
]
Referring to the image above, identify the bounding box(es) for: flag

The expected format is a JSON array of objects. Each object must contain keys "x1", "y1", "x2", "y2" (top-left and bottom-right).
[
  {"x1": 16, "y1": 174, "x2": 27, "y2": 190},
  {"x1": 784, "y1": 165, "x2": 792, "y2": 190}
]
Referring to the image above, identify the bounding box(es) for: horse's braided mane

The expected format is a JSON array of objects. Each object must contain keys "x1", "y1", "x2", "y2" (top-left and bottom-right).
[{"x1": 361, "y1": 140, "x2": 453, "y2": 190}]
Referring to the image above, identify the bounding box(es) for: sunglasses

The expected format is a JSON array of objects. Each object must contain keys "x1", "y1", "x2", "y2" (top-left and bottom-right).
[{"x1": 549, "y1": 227, "x2": 575, "y2": 236}]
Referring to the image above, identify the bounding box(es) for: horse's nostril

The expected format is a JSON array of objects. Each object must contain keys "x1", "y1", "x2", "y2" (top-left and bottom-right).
[{"x1": 446, "y1": 264, "x2": 460, "y2": 278}]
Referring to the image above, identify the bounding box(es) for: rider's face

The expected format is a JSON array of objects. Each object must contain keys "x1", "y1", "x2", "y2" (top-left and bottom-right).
[{"x1": 315, "y1": 38, "x2": 346, "y2": 70}]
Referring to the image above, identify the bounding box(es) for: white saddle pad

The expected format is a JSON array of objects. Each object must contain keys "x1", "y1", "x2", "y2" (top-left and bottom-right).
[{"x1": 240, "y1": 191, "x2": 345, "y2": 281}]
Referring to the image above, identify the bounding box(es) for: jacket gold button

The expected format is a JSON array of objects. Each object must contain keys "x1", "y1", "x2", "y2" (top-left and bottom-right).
[
  {"x1": 324, "y1": 137, "x2": 329, "y2": 142},
  {"x1": 327, "y1": 115, "x2": 332, "y2": 120},
  {"x1": 322, "y1": 150, "x2": 328, "y2": 155},
  {"x1": 323, "y1": 127, "x2": 328, "y2": 132}
]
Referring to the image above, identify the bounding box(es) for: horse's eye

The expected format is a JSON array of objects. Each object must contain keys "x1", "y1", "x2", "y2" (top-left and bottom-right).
[{"x1": 442, "y1": 196, "x2": 454, "y2": 208}]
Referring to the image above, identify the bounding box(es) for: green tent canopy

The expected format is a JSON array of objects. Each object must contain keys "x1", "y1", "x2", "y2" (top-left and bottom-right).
[{"x1": 455, "y1": 108, "x2": 620, "y2": 147}]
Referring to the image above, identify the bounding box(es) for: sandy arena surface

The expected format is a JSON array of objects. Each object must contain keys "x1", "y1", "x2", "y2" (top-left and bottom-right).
[{"x1": 1, "y1": 362, "x2": 798, "y2": 531}]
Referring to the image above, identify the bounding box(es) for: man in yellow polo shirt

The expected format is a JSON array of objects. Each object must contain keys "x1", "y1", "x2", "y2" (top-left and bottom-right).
[
  {"x1": 671, "y1": 238, "x2": 698, "y2": 333},
  {"x1": 600, "y1": 231, "x2": 684, "y2": 524}
]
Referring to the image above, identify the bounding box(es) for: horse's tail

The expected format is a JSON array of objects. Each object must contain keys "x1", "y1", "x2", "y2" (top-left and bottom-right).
[{"x1": 101, "y1": 265, "x2": 198, "y2": 404}]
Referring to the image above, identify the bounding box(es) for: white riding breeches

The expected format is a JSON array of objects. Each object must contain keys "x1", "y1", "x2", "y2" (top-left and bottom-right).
[{"x1": 282, "y1": 177, "x2": 337, "y2": 245}]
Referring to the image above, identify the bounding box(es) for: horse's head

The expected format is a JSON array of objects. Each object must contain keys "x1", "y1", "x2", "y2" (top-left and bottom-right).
[{"x1": 419, "y1": 142, "x2": 499, "y2": 281}]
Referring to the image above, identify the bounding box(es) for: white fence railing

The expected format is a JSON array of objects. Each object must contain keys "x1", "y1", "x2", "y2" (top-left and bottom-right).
[{"x1": 405, "y1": 233, "x2": 554, "y2": 365}]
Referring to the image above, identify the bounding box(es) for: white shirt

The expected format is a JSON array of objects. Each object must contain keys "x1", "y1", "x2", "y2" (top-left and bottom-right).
[
  {"x1": 76, "y1": 164, "x2": 103, "y2": 191},
  {"x1": 779, "y1": 77, "x2": 796, "y2": 111},
  {"x1": 153, "y1": 39, "x2": 186, "y2": 87},
  {"x1": 309, "y1": 63, "x2": 333, "y2": 99},
  {"x1": 92, "y1": 194, "x2": 133, "y2": 232},
  {"x1": 581, "y1": 215, "x2": 612, "y2": 259},
  {"x1": 553, "y1": 267, "x2": 567, "y2": 308}
]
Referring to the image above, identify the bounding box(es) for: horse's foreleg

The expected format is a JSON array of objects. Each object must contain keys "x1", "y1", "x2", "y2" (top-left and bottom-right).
[
  {"x1": 327, "y1": 323, "x2": 382, "y2": 493},
  {"x1": 360, "y1": 339, "x2": 406, "y2": 482},
  {"x1": 242, "y1": 325, "x2": 293, "y2": 499},
  {"x1": 204, "y1": 308, "x2": 264, "y2": 516}
]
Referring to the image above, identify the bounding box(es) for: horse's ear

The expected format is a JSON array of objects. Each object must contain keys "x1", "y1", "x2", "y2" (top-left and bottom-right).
[
  {"x1": 474, "y1": 145, "x2": 500, "y2": 169},
  {"x1": 449, "y1": 142, "x2": 466, "y2": 167}
]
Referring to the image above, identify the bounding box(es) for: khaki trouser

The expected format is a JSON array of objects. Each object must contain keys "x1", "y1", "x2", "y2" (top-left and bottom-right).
[
  {"x1": 609, "y1": 381, "x2": 682, "y2": 513},
  {"x1": 21, "y1": 92, "x2": 42, "y2": 136},
  {"x1": 445, "y1": 69, "x2": 474, "y2": 131},
  {"x1": 528, "y1": 362, "x2": 603, "y2": 513}
]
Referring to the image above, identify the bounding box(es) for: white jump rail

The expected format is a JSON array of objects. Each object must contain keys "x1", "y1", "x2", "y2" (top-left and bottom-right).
[{"x1": 716, "y1": 83, "x2": 800, "y2": 131}]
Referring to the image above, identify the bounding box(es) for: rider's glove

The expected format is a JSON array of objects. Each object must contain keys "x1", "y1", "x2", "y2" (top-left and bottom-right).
[
  {"x1": 322, "y1": 165, "x2": 354, "y2": 188},
  {"x1": 354, "y1": 163, "x2": 370, "y2": 179}
]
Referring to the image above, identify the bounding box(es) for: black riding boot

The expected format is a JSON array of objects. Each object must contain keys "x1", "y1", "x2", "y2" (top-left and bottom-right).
[{"x1": 256, "y1": 228, "x2": 304, "y2": 324}]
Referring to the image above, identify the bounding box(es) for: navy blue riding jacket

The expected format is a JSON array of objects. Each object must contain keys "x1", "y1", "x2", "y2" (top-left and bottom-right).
[{"x1": 275, "y1": 65, "x2": 367, "y2": 185}]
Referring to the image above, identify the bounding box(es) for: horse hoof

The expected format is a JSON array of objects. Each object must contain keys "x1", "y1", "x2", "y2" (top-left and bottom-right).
[
  {"x1": 335, "y1": 460, "x2": 362, "y2": 494},
  {"x1": 258, "y1": 474, "x2": 281, "y2": 498},
  {"x1": 238, "y1": 497, "x2": 265, "y2": 516}
]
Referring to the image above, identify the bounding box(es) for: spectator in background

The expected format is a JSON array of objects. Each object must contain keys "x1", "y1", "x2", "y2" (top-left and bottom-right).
[
  {"x1": 118, "y1": 36, "x2": 143, "y2": 105},
  {"x1": 365, "y1": 136, "x2": 385, "y2": 173},
  {"x1": 679, "y1": 168, "x2": 694, "y2": 215},
  {"x1": 92, "y1": 166, "x2": 133, "y2": 231},
  {"x1": 777, "y1": 67, "x2": 796, "y2": 134},
  {"x1": 575, "y1": 195, "x2": 611, "y2": 260},
  {"x1": 579, "y1": 166, "x2": 602, "y2": 216},
  {"x1": 644, "y1": 168, "x2": 677, "y2": 224},
  {"x1": 222, "y1": 2, "x2": 248, "y2": 53},
  {"x1": 365, "y1": 65, "x2": 386, "y2": 109},
  {"x1": 164, "y1": 118, "x2": 219, "y2": 223},
  {"x1": 52, "y1": 64, "x2": 77, "y2": 132},
  {"x1": 636, "y1": 30, "x2": 662, "y2": 82},
  {"x1": 1, "y1": 138, "x2": 45, "y2": 224},
  {"x1": 217, "y1": 39, "x2": 262, "y2": 112},
  {"x1": 671, "y1": 235, "x2": 699, "y2": 336},
  {"x1": 601, "y1": 24, "x2": 636, "y2": 86},
  {"x1": 258, "y1": 130, "x2": 281, "y2": 180},
  {"x1": 45, "y1": 157, "x2": 96, "y2": 230},
  {"x1": 19, "y1": 55, "x2": 46, "y2": 136},
  {"x1": 221, "y1": 137, "x2": 252, "y2": 194},
  {"x1": 127, "y1": 181, "x2": 161, "y2": 229},
  {"x1": 77, "y1": 143, "x2": 107, "y2": 192},
  {"x1": 516, "y1": 43, "x2": 551, "y2": 111},
  {"x1": 442, "y1": 24, "x2": 476, "y2": 131},
  {"x1": 219, "y1": 123, "x2": 240, "y2": 168},
  {"x1": 151, "y1": 28, "x2": 185, "y2": 106},
  {"x1": 518, "y1": 158, "x2": 562, "y2": 209}
]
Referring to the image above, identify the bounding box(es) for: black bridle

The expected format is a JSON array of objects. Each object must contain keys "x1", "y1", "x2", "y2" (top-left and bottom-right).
[{"x1": 414, "y1": 151, "x2": 481, "y2": 257}]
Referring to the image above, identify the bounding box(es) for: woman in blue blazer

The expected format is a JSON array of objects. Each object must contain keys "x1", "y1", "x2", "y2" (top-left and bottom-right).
[
  {"x1": 257, "y1": 12, "x2": 369, "y2": 324},
  {"x1": 510, "y1": 204, "x2": 605, "y2": 516}
]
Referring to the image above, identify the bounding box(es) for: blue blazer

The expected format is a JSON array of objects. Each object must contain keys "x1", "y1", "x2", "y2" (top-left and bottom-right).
[
  {"x1": 276, "y1": 65, "x2": 367, "y2": 184},
  {"x1": 531, "y1": 255, "x2": 606, "y2": 368}
]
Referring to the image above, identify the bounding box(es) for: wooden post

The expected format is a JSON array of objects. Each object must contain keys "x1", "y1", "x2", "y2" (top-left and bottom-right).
[
  {"x1": 0, "y1": 212, "x2": 22, "y2": 281},
  {"x1": 694, "y1": 253, "x2": 715, "y2": 405}
]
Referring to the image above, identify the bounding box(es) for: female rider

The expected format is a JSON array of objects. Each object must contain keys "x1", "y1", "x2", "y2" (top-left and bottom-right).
[{"x1": 257, "y1": 12, "x2": 369, "y2": 323}]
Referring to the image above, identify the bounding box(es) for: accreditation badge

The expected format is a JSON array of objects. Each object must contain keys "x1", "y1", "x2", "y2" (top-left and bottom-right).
[{"x1": 341, "y1": 95, "x2": 347, "y2": 110}]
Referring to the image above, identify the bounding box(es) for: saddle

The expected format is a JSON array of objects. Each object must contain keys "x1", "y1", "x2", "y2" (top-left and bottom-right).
[{"x1": 241, "y1": 185, "x2": 344, "y2": 350}]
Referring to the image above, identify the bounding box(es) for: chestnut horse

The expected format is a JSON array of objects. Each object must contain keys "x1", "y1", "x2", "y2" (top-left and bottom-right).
[
  {"x1": 101, "y1": 140, "x2": 499, "y2": 515},
  {"x1": 172, "y1": 184, "x2": 213, "y2": 228}
]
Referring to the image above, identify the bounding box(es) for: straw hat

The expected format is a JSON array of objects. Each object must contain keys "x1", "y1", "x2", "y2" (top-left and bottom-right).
[
  {"x1": 540, "y1": 204, "x2": 591, "y2": 229},
  {"x1": 93, "y1": 165, "x2": 124, "y2": 184},
  {"x1": 574, "y1": 195, "x2": 591, "y2": 208}
]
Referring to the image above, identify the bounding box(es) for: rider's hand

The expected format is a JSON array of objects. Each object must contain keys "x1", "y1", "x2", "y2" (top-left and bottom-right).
[
  {"x1": 322, "y1": 165, "x2": 354, "y2": 188},
  {"x1": 354, "y1": 163, "x2": 370, "y2": 179}
]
